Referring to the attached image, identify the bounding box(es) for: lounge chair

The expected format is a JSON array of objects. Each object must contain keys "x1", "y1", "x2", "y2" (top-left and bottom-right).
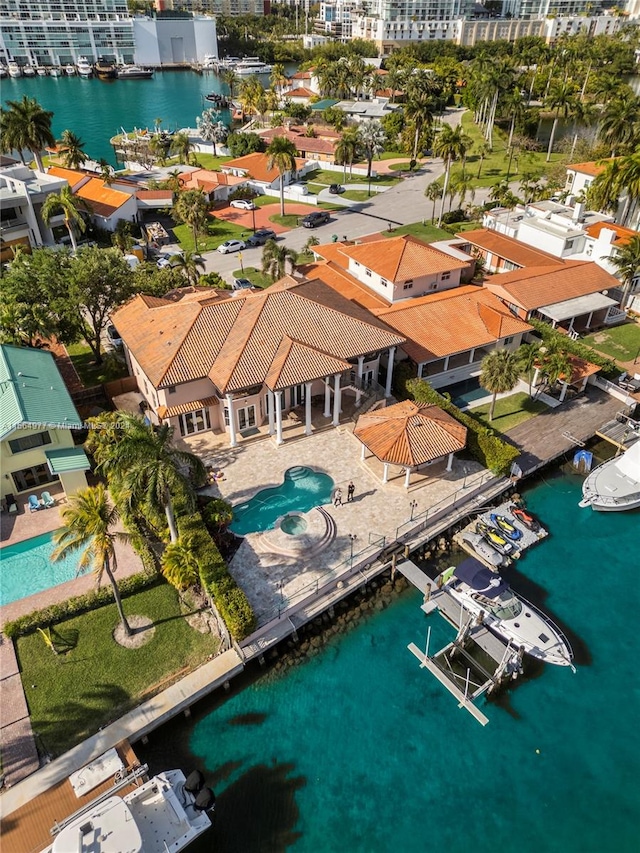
[
  {"x1": 28, "y1": 494, "x2": 41, "y2": 512},
  {"x1": 4, "y1": 493, "x2": 18, "y2": 514},
  {"x1": 41, "y1": 491, "x2": 56, "y2": 508}
]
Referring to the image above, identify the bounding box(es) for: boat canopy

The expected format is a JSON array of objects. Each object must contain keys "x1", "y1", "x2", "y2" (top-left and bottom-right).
[
  {"x1": 615, "y1": 441, "x2": 640, "y2": 481},
  {"x1": 453, "y1": 558, "x2": 509, "y2": 599}
]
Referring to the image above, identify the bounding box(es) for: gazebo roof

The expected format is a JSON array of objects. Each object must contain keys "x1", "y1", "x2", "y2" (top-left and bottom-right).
[{"x1": 354, "y1": 401, "x2": 467, "y2": 467}]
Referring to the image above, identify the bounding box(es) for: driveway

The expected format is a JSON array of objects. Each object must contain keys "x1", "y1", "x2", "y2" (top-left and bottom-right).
[{"x1": 214, "y1": 202, "x2": 320, "y2": 234}]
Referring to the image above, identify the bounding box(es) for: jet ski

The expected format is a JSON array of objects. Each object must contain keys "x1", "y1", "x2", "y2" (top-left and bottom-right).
[
  {"x1": 509, "y1": 504, "x2": 540, "y2": 533},
  {"x1": 490, "y1": 513, "x2": 523, "y2": 541},
  {"x1": 476, "y1": 520, "x2": 514, "y2": 555},
  {"x1": 461, "y1": 530, "x2": 510, "y2": 568}
]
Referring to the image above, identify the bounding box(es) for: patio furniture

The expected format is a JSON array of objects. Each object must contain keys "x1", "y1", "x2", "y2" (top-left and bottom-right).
[
  {"x1": 4, "y1": 493, "x2": 18, "y2": 514},
  {"x1": 41, "y1": 491, "x2": 56, "y2": 508},
  {"x1": 28, "y1": 494, "x2": 41, "y2": 512}
]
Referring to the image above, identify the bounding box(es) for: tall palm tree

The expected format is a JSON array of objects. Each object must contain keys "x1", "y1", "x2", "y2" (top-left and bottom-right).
[
  {"x1": 606, "y1": 235, "x2": 640, "y2": 308},
  {"x1": 475, "y1": 141, "x2": 492, "y2": 180},
  {"x1": 161, "y1": 536, "x2": 200, "y2": 591},
  {"x1": 358, "y1": 119, "x2": 386, "y2": 180},
  {"x1": 58, "y1": 129, "x2": 88, "y2": 169},
  {"x1": 424, "y1": 182, "x2": 443, "y2": 224},
  {"x1": 196, "y1": 107, "x2": 228, "y2": 157},
  {"x1": 545, "y1": 80, "x2": 577, "y2": 162},
  {"x1": 41, "y1": 186, "x2": 90, "y2": 251},
  {"x1": 171, "y1": 249, "x2": 206, "y2": 287},
  {"x1": 220, "y1": 68, "x2": 239, "y2": 99},
  {"x1": 270, "y1": 63, "x2": 288, "y2": 94},
  {"x1": 170, "y1": 131, "x2": 194, "y2": 165},
  {"x1": 479, "y1": 349, "x2": 520, "y2": 421},
  {"x1": 334, "y1": 128, "x2": 360, "y2": 182},
  {"x1": 266, "y1": 135, "x2": 298, "y2": 217},
  {"x1": 433, "y1": 125, "x2": 472, "y2": 227},
  {"x1": 0, "y1": 95, "x2": 55, "y2": 171},
  {"x1": 172, "y1": 189, "x2": 209, "y2": 253},
  {"x1": 517, "y1": 341, "x2": 541, "y2": 396},
  {"x1": 52, "y1": 485, "x2": 132, "y2": 637},
  {"x1": 99, "y1": 418, "x2": 206, "y2": 544},
  {"x1": 262, "y1": 239, "x2": 298, "y2": 280},
  {"x1": 403, "y1": 87, "x2": 434, "y2": 162},
  {"x1": 598, "y1": 91, "x2": 640, "y2": 157},
  {"x1": 589, "y1": 152, "x2": 640, "y2": 225}
]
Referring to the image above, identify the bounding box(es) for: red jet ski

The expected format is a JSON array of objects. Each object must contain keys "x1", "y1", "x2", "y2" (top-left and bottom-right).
[{"x1": 509, "y1": 504, "x2": 540, "y2": 533}]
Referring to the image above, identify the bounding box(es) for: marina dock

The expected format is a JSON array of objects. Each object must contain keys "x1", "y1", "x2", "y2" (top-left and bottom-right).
[
  {"x1": 454, "y1": 498, "x2": 547, "y2": 568},
  {"x1": 595, "y1": 412, "x2": 640, "y2": 451}
]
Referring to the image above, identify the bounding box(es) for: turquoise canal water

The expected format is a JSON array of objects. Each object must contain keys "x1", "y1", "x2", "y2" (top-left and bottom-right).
[
  {"x1": 0, "y1": 529, "x2": 79, "y2": 606},
  {"x1": 230, "y1": 466, "x2": 334, "y2": 536},
  {"x1": 1, "y1": 71, "x2": 230, "y2": 164},
  {"x1": 138, "y1": 467, "x2": 640, "y2": 852}
]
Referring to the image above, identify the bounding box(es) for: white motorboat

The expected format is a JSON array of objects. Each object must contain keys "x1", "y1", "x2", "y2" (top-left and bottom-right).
[
  {"x1": 23, "y1": 65, "x2": 36, "y2": 77},
  {"x1": 580, "y1": 440, "x2": 640, "y2": 511},
  {"x1": 461, "y1": 530, "x2": 509, "y2": 569},
  {"x1": 117, "y1": 64, "x2": 154, "y2": 79},
  {"x1": 65, "y1": 63, "x2": 76, "y2": 75},
  {"x1": 439, "y1": 558, "x2": 574, "y2": 668},
  {"x1": 234, "y1": 56, "x2": 273, "y2": 75},
  {"x1": 7, "y1": 61, "x2": 21, "y2": 77},
  {"x1": 46, "y1": 765, "x2": 214, "y2": 853},
  {"x1": 49, "y1": 66, "x2": 62, "y2": 77},
  {"x1": 77, "y1": 56, "x2": 93, "y2": 76},
  {"x1": 36, "y1": 66, "x2": 48, "y2": 76}
]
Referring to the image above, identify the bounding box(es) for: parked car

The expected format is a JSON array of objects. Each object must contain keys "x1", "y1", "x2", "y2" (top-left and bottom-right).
[
  {"x1": 618, "y1": 372, "x2": 640, "y2": 392},
  {"x1": 106, "y1": 324, "x2": 123, "y2": 348},
  {"x1": 156, "y1": 254, "x2": 174, "y2": 269},
  {"x1": 217, "y1": 239, "x2": 246, "y2": 254},
  {"x1": 232, "y1": 278, "x2": 254, "y2": 290},
  {"x1": 302, "y1": 211, "x2": 330, "y2": 228},
  {"x1": 230, "y1": 199, "x2": 256, "y2": 210},
  {"x1": 329, "y1": 184, "x2": 345, "y2": 195},
  {"x1": 245, "y1": 228, "x2": 277, "y2": 247}
]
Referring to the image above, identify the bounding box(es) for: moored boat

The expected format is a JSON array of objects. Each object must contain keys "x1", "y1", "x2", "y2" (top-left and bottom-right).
[
  {"x1": 77, "y1": 56, "x2": 93, "y2": 77},
  {"x1": 117, "y1": 64, "x2": 154, "y2": 79},
  {"x1": 36, "y1": 66, "x2": 48, "y2": 76},
  {"x1": 94, "y1": 57, "x2": 117, "y2": 79},
  {"x1": 7, "y1": 61, "x2": 22, "y2": 77},
  {"x1": 65, "y1": 63, "x2": 76, "y2": 75},
  {"x1": 23, "y1": 65, "x2": 36, "y2": 77},
  {"x1": 49, "y1": 65, "x2": 62, "y2": 77},
  {"x1": 0, "y1": 65, "x2": 8, "y2": 78},
  {"x1": 439, "y1": 558, "x2": 575, "y2": 668},
  {"x1": 234, "y1": 56, "x2": 273, "y2": 75},
  {"x1": 580, "y1": 440, "x2": 640, "y2": 511}
]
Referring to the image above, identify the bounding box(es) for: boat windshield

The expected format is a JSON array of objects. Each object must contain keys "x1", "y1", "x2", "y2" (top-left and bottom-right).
[{"x1": 488, "y1": 590, "x2": 522, "y2": 620}]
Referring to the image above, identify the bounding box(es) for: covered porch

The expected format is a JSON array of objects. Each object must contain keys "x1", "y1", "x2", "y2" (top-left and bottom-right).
[{"x1": 536, "y1": 292, "x2": 625, "y2": 339}]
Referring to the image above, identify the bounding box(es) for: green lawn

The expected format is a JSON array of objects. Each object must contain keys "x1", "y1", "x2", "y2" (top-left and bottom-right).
[
  {"x1": 253, "y1": 196, "x2": 280, "y2": 207},
  {"x1": 232, "y1": 265, "x2": 273, "y2": 288},
  {"x1": 468, "y1": 392, "x2": 548, "y2": 432},
  {"x1": 459, "y1": 111, "x2": 564, "y2": 189},
  {"x1": 309, "y1": 169, "x2": 401, "y2": 188},
  {"x1": 384, "y1": 222, "x2": 451, "y2": 242},
  {"x1": 17, "y1": 583, "x2": 218, "y2": 757},
  {"x1": 269, "y1": 213, "x2": 304, "y2": 228},
  {"x1": 581, "y1": 323, "x2": 640, "y2": 364},
  {"x1": 377, "y1": 150, "x2": 406, "y2": 160},
  {"x1": 173, "y1": 218, "x2": 248, "y2": 252},
  {"x1": 341, "y1": 190, "x2": 373, "y2": 202},
  {"x1": 66, "y1": 342, "x2": 128, "y2": 388},
  {"x1": 194, "y1": 153, "x2": 232, "y2": 171},
  {"x1": 387, "y1": 162, "x2": 416, "y2": 172}
]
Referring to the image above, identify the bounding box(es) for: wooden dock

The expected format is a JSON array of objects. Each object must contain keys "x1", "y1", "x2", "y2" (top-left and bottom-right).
[
  {"x1": 595, "y1": 414, "x2": 640, "y2": 451},
  {"x1": 454, "y1": 498, "x2": 547, "y2": 568}
]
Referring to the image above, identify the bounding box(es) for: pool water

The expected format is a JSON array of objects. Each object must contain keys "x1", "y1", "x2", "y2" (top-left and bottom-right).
[
  {"x1": 280, "y1": 515, "x2": 308, "y2": 536},
  {"x1": 446, "y1": 377, "x2": 488, "y2": 408},
  {"x1": 0, "y1": 530, "x2": 80, "y2": 606},
  {"x1": 230, "y1": 466, "x2": 334, "y2": 536}
]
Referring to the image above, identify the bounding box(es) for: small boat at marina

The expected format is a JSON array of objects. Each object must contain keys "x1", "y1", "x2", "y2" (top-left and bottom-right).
[
  {"x1": 65, "y1": 64, "x2": 76, "y2": 75},
  {"x1": 439, "y1": 558, "x2": 575, "y2": 668},
  {"x1": 579, "y1": 440, "x2": 640, "y2": 512},
  {"x1": 49, "y1": 65, "x2": 62, "y2": 77},
  {"x1": 23, "y1": 65, "x2": 36, "y2": 77},
  {"x1": 489, "y1": 513, "x2": 523, "y2": 541},
  {"x1": 77, "y1": 56, "x2": 93, "y2": 77},
  {"x1": 234, "y1": 56, "x2": 273, "y2": 75},
  {"x1": 509, "y1": 504, "x2": 540, "y2": 532},
  {"x1": 117, "y1": 64, "x2": 154, "y2": 79},
  {"x1": 476, "y1": 520, "x2": 514, "y2": 556},
  {"x1": 204, "y1": 92, "x2": 230, "y2": 107},
  {"x1": 461, "y1": 530, "x2": 509, "y2": 569},
  {"x1": 7, "y1": 61, "x2": 21, "y2": 77},
  {"x1": 94, "y1": 57, "x2": 117, "y2": 79},
  {"x1": 36, "y1": 66, "x2": 48, "y2": 76}
]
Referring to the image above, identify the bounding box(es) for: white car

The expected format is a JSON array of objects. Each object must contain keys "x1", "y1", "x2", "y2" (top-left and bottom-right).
[
  {"x1": 156, "y1": 254, "x2": 174, "y2": 269},
  {"x1": 217, "y1": 239, "x2": 246, "y2": 254},
  {"x1": 229, "y1": 199, "x2": 256, "y2": 210}
]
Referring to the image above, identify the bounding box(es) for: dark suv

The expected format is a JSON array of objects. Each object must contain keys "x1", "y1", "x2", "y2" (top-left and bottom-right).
[
  {"x1": 245, "y1": 228, "x2": 277, "y2": 247},
  {"x1": 302, "y1": 211, "x2": 330, "y2": 228}
]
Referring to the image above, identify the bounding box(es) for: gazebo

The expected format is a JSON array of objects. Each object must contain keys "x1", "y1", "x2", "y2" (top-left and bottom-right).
[
  {"x1": 532, "y1": 353, "x2": 600, "y2": 402},
  {"x1": 354, "y1": 401, "x2": 467, "y2": 488}
]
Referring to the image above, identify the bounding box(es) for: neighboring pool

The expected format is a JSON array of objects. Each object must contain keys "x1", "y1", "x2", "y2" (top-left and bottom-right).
[
  {"x1": 230, "y1": 466, "x2": 334, "y2": 536},
  {"x1": 446, "y1": 377, "x2": 488, "y2": 408},
  {"x1": 0, "y1": 530, "x2": 81, "y2": 607}
]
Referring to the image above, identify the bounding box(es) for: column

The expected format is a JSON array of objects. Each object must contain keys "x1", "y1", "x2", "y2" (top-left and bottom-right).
[
  {"x1": 323, "y1": 376, "x2": 331, "y2": 418},
  {"x1": 332, "y1": 373, "x2": 342, "y2": 427},
  {"x1": 585, "y1": 311, "x2": 593, "y2": 329},
  {"x1": 382, "y1": 463, "x2": 389, "y2": 484},
  {"x1": 267, "y1": 389, "x2": 275, "y2": 435},
  {"x1": 355, "y1": 355, "x2": 365, "y2": 407},
  {"x1": 304, "y1": 382, "x2": 312, "y2": 436},
  {"x1": 226, "y1": 394, "x2": 237, "y2": 448},
  {"x1": 446, "y1": 453, "x2": 453, "y2": 472},
  {"x1": 559, "y1": 382, "x2": 568, "y2": 403},
  {"x1": 404, "y1": 467, "x2": 411, "y2": 489},
  {"x1": 385, "y1": 346, "x2": 396, "y2": 398},
  {"x1": 360, "y1": 443, "x2": 366, "y2": 461},
  {"x1": 275, "y1": 390, "x2": 284, "y2": 445}
]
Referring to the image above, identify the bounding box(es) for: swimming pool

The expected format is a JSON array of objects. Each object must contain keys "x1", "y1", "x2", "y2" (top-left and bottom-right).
[
  {"x1": 230, "y1": 466, "x2": 335, "y2": 536},
  {"x1": 0, "y1": 530, "x2": 80, "y2": 606},
  {"x1": 446, "y1": 377, "x2": 488, "y2": 408}
]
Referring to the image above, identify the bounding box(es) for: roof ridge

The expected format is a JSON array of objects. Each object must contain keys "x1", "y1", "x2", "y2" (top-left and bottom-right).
[
  {"x1": 208, "y1": 291, "x2": 271, "y2": 393},
  {"x1": 155, "y1": 300, "x2": 204, "y2": 387}
]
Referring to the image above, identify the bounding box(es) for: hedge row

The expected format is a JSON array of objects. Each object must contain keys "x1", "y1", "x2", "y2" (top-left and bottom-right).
[
  {"x1": 177, "y1": 505, "x2": 256, "y2": 641},
  {"x1": 406, "y1": 378, "x2": 520, "y2": 475},
  {"x1": 528, "y1": 319, "x2": 620, "y2": 380},
  {"x1": 3, "y1": 572, "x2": 159, "y2": 639}
]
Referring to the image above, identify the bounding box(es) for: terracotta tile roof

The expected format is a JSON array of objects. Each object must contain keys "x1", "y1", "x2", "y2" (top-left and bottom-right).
[
  {"x1": 291, "y1": 70, "x2": 312, "y2": 80},
  {"x1": 373, "y1": 286, "x2": 532, "y2": 364},
  {"x1": 301, "y1": 260, "x2": 391, "y2": 310},
  {"x1": 484, "y1": 261, "x2": 621, "y2": 312},
  {"x1": 585, "y1": 221, "x2": 637, "y2": 247},
  {"x1": 75, "y1": 178, "x2": 131, "y2": 217},
  {"x1": 355, "y1": 401, "x2": 467, "y2": 467},
  {"x1": 565, "y1": 355, "x2": 600, "y2": 384},
  {"x1": 135, "y1": 189, "x2": 173, "y2": 200},
  {"x1": 178, "y1": 168, "x2": 244, "y2": 190},
  {"x1": 290, "y1": 136, "x2": 336, "y2": 155},
  {"x1": 157, "y1": 395, "x2": 219, "y2": 419},
  {"x1": 458, "y1": 228, "x2": 562, "y2": 269},
  {"x1": 114, "y1": 282, "x2": 405, "y2": 395},
  {"x1": 342, "y1": 235, "x2": 468, "y2": 282},
  {"x1": 46, "y1": 166, "x2": 87, "y2": 190},
  {"x1": 567, "y1": 159, "x2": 614, "y2": 177},
  {"x1": 312, "y1": 241, "x2": 351, "y2": 269},
  {"x1": 222, "y1": 152, "x2": 307, "y2": 184},
  {"x1": 281, "y1": 86, "x2": 316, "y2": 98}
]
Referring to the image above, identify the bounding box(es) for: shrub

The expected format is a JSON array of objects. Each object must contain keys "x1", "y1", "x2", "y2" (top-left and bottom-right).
[
  {"x1": 227, "y1": 131, "x2": 263, "y2": 158},
  {"x1": 441, "y1": 208, "x2": 467, "y2": 225},
  {"x1": 528, "y1": 318, "x2": 619, "y2": 380},
  {"x1": 406, "y1": 378, "x2": 519, "y2": 475},
  {"x1": 200, "y1": 271, "x2": 230, "y2": 288}
]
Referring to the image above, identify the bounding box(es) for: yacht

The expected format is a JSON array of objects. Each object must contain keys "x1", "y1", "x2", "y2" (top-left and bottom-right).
[
  {"x1": 579, "y1": 440, "x2": 640, "y2": 511},
  {"x1": 77, "y1": 56, "x2": 93, "y2": 77},
  {"x1": 439, "y1": 558, "x2": 575, "y2": 668},
  {"x1": 46, "y1": 766, "x2": 214, "y2": 853},
  {"x1": 117, "y1": 64, "x2": 154, "y2": 79},
  {"x1": 65, "y1": 63, "x2": 76, "y2": 75},
  {"x1": 23, "y1": 65, "x2": 36, "y2": 77},
  {"x1": 94, "y1": 57, "x2": 117, "y2": 79},
  {"x1": 7, "y1": 61, "x2": 21, "y2": 77},
  {"x1": 49, "y1": 65, "x2": 62, "y2": 77},
  {"x1": 234, "y1": 56, "x2": 273, "y2": 75},
  {"x1": 36, "y1": 66, "x2": 48, "y2": 76}
]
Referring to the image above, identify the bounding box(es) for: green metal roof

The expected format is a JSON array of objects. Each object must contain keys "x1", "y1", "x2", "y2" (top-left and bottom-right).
[
  {"x1": 0, "y1": 344, "x2": 84, "y2": 441},
  {"x1": 45, "y1": 447, "x2": 91, "y2": 474},
  {"x1": 310, "y1": 99, "x2": 339, "y2": 111}
]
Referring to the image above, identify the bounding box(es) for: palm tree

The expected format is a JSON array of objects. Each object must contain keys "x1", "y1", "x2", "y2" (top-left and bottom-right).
[
  {"x1": 479, "y1": 349, "x2": 520, "y2": 421},
  {"x1": 475, "y1": 141, "x2": 492, "y2": 180},
  {"x1": 270, "y1": 63, "x2": 288, "y2": 93},
  {"x1": 171, "y1": 249, "x2": 206, "y2": 287},
  {"x1": 52, "y1": 485, "x2": 132, "y2": 637},
  {"x1": 545, "y1": 80, "x2": 577, "y2": 162},
  {"x1": 262, "y1": 239, "x2": 298, "y2": 280},
  {"x1": 433, "y1": 125, "x2": 472, "y2": 227},
  {"x1": 99, "y1": 418, "x2": 206, "y2": 544},
  {"x1": 424, "y1": 182, "x2": 443, "y2": 224},
  {"x1": 589, "y1": 152, "x2": 640, "y2": 225},
  {"x1": 0, "y1": 95, "x2": 55, "y2": 171},
  {"x1": 98, "y1": 158, "x2": 114, "y2": 185},
  {"x1": 220, "y1": 68, "x2": 239, "y2": 99},
  {"x1": 606, "y1": 235, "x2": 640, "y2": 309},
  {"x1": 403, "y1": 87, "x2": 435, "y2": 162},
  {"x1": 172, "y1": 189, "x2": 209, "y2": 253},
  {"x1": 238, "y1": 75, "x2": 264, "y2": 118},
  {"x1": 41, "y1": 185, "x2": 90, "y2": 251},
  {"x1": 148, "y1": 133, "x2": 170, "y2": 166},
  {"x1": 266, "y1": 135, "x2": 298, "y2": 217},
  {"x1": 170, "y1": 131, "x2": 194, "y2": 165},
  {"x1": 358, "y1": 119, "x2": 386, "y2": 180},
  {"x1": 58, "y1": 129, "x2": 88, "y2": 169},
  {"x1": 598, "y1": 91, "x2": 640, "y2": 157},
  {"x1": 517, "y1": 341, "x2": 541, "y2": 396},
  {"x1": 334, "y1": 129, "x2": 360, "y2": 182},
  {"x1": 161, "y1": 536, "x2": 200, "y2": 591}
]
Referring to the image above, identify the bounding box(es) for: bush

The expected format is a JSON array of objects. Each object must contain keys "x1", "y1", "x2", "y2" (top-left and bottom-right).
[
  {"x1": 441, "y1": 208, "x2": 467, "y2": 225},
  {"x1": 282, "y1": 101, "x2": 312, "y2": 122},
  {"x1": 528, "y1": 318, "x2": 619, "y2": 380},
  {"x1": 200, "y1": 271, "x2": 230, "y2": 289},
  {"x1": 227, "y1": 131, "x2": 263, "y2": 158},
  {"x1": 228, "y1": 186, "x2": 257, "y2": 201},
  {"x1": 406, "y1": 377, "x2": 519, "y2": 475}
]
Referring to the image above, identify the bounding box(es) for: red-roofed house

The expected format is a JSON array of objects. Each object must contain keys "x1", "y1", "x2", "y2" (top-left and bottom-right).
[
  {"x1": 258, "y1": 125, "x2": 339, "y2": 164},
  {"x1": 177, "y1": 168, "x2": 248, "y2": 202},
  {"x1": 75, "y1": 178, "x2": 138, "y2": 229},
  {"x1": 221, "y1": 152, "x2": 313, "y2": 192}
]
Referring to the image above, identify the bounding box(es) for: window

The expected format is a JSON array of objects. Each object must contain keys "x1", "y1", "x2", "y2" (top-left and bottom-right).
[
  {"x1": 167, "y1": 386, "x2": 176, "y2": 395},
  {"x1": 179, "y1": 408, "x2": 211, "y2": 436},
  {"x1": 441, "y1": 271, "x2": 451, "y2": 281},
  {"x1": 365, "y1": 268, "x2": 372, "y2": 277},
  {"x1": 429, "y1": 283, "x2": 437, "y2": 290},
  {"x1": 403, "y1": 282, "x2": 413, "y2": 290},
  {"x1": 566, "y1": 240, "x2": 574, "y2": 250},
  {"x1": 381, "y1": 279, "x2": 389, "y2": 288},
  {"x1": 503, "y1": 336, "x2": 514, "y2": 345},
  {"x1": 9, "y1": 431, "x2": 51, "y2": 454}
]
